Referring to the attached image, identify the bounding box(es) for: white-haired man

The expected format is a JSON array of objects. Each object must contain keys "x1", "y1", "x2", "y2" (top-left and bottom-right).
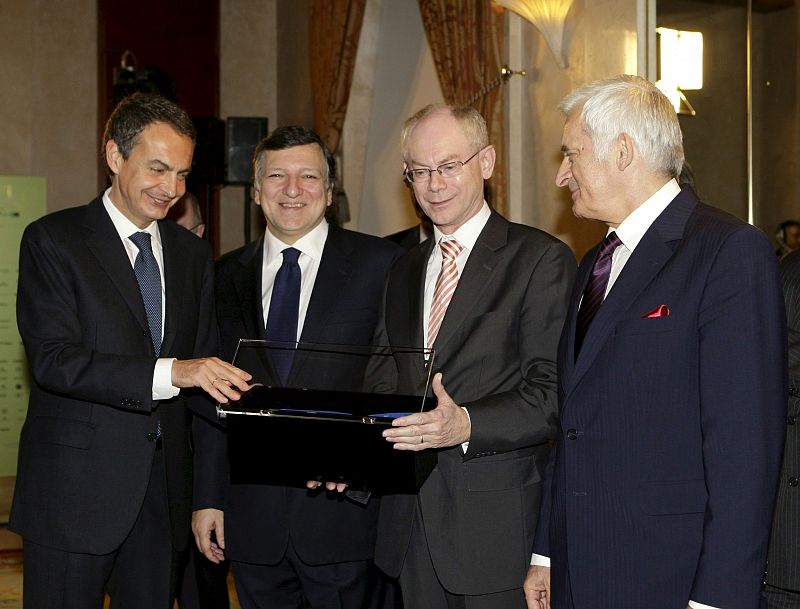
[{"x1": 524, "y1": 75, "x2": 786, "y2": 609}]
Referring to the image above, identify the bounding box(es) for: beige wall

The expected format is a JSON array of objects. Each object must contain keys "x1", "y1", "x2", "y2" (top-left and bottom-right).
[
  {"x1": 0, "y1": 0, "x2": 98, "y2": 212},
  {"x1": 516, "y1": 0, "x2": 640, "y2": 260},
  {"x1": 218, "y1": 0, "x2": 278, "y2": 255}
]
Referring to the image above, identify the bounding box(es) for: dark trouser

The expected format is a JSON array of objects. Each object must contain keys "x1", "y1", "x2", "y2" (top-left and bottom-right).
[
  {"x1": 232, "y1": 538, "x2": 393, "y2": 609},
  {"x1": 764, "y1": 584, "x2": 800, "y2": 609},
  {"x1": 178, "y1": 544, "x2": 231, "y2": 609},
  {"x1": 23, "y1": 449, "x2": 177, "y2": 609},
  {"x1": 398, "y1": 502, "x2": 525, "y2": 609}
]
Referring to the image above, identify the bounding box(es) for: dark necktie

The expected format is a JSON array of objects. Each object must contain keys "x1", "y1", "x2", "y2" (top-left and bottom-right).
[
  {"x1": 575, "y1": 231, "x2": 622, "y2": 357},
  {"x1": 265, "y1": 247, "x2": 301, "y2": 384},
  {"x1": 130, "y1": 231, "x2": 162, "y2": 356}
]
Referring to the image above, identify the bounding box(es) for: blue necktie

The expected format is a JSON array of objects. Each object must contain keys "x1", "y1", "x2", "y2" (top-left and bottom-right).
[
  {"x1": 265, "y1": 247, "x2": 301, "y2": 384},
  {"x1": 130, "y1": 232, "x2": 162, "y2": 356}
]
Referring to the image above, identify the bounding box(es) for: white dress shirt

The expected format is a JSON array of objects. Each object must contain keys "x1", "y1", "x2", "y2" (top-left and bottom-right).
[
  {"x1": 530, "y1": 180, "x2": 717, "y2": 609},
  {"x1": 261, "y1": 220, "x2": 329, "y2": 341},
  {"x1": 102, "y1": 189, "x2": 179, "y2": 400},
  {"x1": 422, "y1": 202, "x2": 491, "y2": 347}
]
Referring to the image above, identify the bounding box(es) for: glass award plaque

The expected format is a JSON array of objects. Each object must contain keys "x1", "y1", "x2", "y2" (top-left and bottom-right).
[{"x1": 217, "y1": 339, "x2": 438, "y2": 493}]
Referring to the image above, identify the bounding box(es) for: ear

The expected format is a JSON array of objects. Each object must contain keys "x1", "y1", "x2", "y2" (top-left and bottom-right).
[
  {"x1": 106, "y1": 140, "x2": 123, "y2": 175},
  {"x1": 479, "y1": 145, "x2": 496, "y2": 180},
  {"x1": 326, "y1": 184, "x2": 334, "y2": 207},
  {"x1": 616, "y1": 133, "x2": 634, "y2": 171}
]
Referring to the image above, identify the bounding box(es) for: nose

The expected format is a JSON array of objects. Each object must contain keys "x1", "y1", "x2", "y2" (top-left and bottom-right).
[
  {"x1": 284, "y1": 175, "x2": 301, "y2": 197},
  {"x1": 427, "y1": 169, "x2": 446, "y2": 192},
  {"x1": 555, "y1": 157, "x2": 571, "y2": 188},
  {"x1": 163, "y1": 173, "x2": 178, "y2": 199}
]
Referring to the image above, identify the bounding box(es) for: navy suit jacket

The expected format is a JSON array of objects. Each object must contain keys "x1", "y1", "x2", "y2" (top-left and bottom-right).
[
  {"x1": 11, "y1": 196, "x2": 217, "y2": 554},
  {"x1": 533, "y1": 186, "x2": 787, "y2": 609},
  {"x1": 193, "y1": 225, "x2": 401, "y2": 565}
]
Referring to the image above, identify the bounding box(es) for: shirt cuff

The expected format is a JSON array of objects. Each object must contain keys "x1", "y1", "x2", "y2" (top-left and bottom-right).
[
  {"x1": 689, "y1": 602, "x2": 720, "y2": 609},
  {"x1": 530, "y1": 553, "x2": 551, "y2": 567},
  {"x1": 461, "y1": 407, "x2": 471, "y2": 453},
  {"x1": 152, "y1": 358, "x2": 180, "y2": 400}
]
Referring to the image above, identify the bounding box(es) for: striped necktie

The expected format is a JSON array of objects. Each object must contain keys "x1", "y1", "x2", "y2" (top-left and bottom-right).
[
  {"x1": 575, "y1": 231, "x2": 622, "y2": 357},
  {"x1": 427, "y1": 238, "x2": 463, "y2": 348}
]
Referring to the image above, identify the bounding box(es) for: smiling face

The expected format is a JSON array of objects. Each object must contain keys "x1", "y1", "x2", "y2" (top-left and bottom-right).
[
  {"x1": 404, "y1": 111, "x2": 494, "y2": 235},
  {"x1": 106, "y1": 121, "x2": 194, "y2": 229},
  {"x1": 254, "y1": 143, "x2": 332, "y2": 244},
  {"x1": 555, "y1": 109, "x2": 620, "y2": 225}
]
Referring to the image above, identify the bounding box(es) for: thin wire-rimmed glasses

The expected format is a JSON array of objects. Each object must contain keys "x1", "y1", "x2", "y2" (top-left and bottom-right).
[{"x1": 403, "y1": 148, "x2": 483, "y2": 184}]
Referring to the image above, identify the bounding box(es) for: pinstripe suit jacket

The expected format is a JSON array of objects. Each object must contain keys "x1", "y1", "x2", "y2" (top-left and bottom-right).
[
  {"x1": 533, "y1": 186, "x2": 786, "y2": 609},
  {"x1": 766, "y1": 250, "x2": 800, "y2": 592}
]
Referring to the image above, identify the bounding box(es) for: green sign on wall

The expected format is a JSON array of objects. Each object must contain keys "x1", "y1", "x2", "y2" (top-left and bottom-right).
[{"x1": 0, "y1": 177, "x2": 46, "y2": 477}]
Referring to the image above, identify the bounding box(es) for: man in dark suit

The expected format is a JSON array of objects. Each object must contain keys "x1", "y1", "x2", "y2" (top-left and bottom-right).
[
  {"x1": 11, "y1": 93, "x2": 251, "y2": 609},
  {"x1": 524, "y1": 75, "x2": 786, "y2": 609},
  {"x1": 386, "y1": 197, "x2": 432, "y2": 251},
  {"x1": 192, "y1": 126, "x2": 402, "y2": 609},
  {"x1": 764, "y1": 250, "x2": 800, "y2": 608},
  {"x1": 371, "y1": 104, "x2": 574, "y2": 609}
]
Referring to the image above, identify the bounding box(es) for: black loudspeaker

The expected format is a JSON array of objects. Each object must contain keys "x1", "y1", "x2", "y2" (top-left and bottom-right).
[
  {"x1": 226, "y1": 117, "x2": 268, "y2": 185},
  {"x1": 192, "y1": 117, "x2": 225, "y2": 185}
]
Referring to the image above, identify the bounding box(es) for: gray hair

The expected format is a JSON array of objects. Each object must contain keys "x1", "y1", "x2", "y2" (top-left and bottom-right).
[{"x1": 560, "y1": 75, "x2": 684, "y2": 178}]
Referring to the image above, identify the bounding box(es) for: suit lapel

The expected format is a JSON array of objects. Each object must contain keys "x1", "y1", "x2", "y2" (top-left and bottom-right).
[
  {"x1": 160, "y1": 221, "x2": 184, "y2": 356},
  {"x1": 83, "y1": 199, "x2": 150, "y2": 342},
  {"x1": 431, "y1": 212, "x2": 506, "y2": 354},
  {"x1": 298, "y1": 227, "x2": 352, "y2": 344},
  {"x1": 287, "y1": 227, "x2": 354, "y2": 384},
  {"x1": 564, "y1": 188, "x2": 697, "y2": 397},
  {"x1": 408, "y1": 240, "x2": 432, "y2": 350},
  {"x1": 233, "y1": 238, "x2": 265, "y2": 340}
]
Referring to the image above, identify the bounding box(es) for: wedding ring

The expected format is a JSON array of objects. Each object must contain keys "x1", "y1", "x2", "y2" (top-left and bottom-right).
[
  {"x1": 420, "y1": 435, "x2": 424, "y2": 444},
  {"x1": 211, "y1": 377, "x2": 220, "y2": 385}
]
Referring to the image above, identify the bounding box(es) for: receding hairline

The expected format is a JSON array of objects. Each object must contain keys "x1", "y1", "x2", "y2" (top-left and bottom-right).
[{"x1": 401, "y1": 104, "x2": 489, "y2": 159}]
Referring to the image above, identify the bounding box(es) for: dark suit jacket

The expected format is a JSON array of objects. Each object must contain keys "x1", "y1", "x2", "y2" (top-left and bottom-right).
[
  {"x1": 372, "y1": 211, "x2": 575, "y2": 594},
  {"x1": 193, "y1": 225, "x2": 401, "y2": 565},
  {"x1": 386, "y1": 225, "x2": 426, "y2": 251},
  {"x1": 10, "y1": 196, "x2": 217, "y2": 555},
  {"x1": 766, "y1": 250, "x2": 800, "y2": 592},
  {"x1": 533, "y1": 186, "x2": 786, "y2": 609}
]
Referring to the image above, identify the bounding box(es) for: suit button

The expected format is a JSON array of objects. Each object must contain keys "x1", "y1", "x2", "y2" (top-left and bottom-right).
[
  {"x1": 147, "y1": 432, "x2": 158, "y2": 442},
  {"x1": 789, "y1": 416, "x2": 796, "y2": 425},
  {"x1": 790, "y1": 477, "x2": 799, "y2": 487},
  {"x1": 567, "y1": 429, "x2": 578, "y2": 440}
]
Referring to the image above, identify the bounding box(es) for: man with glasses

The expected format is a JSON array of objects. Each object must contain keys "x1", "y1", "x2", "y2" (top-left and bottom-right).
[{"x1": 371, "y1": 104, "x2": 575, "y2": 608}]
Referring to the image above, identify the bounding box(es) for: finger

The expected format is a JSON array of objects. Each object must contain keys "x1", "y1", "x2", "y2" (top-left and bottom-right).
[
  {"x1": 215, "y1": 520, "x2": 225, "y2": 550},
  {"x1": 391, "y1": 441, "x2": 425, "y2": 452},
  {"x1": 306, "y1": 480, "x2": 322, "y2": 489},
  {"x1": 383, "y1": 427, "x2": 423, "y2": 441}
]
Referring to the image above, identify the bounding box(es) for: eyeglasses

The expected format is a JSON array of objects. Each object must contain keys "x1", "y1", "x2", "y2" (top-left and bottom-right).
[{"x1": 403, "y1": 148, "x2": 482, "y2": 184}]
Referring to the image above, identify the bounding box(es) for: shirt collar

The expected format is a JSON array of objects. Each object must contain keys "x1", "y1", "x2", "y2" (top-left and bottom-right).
[
  {"x1": 264, "y1": 219, "x2": 329, "y2": 263},
  {"x1": 432, "y1": 201, "x2": 491, "y2": 251},
  {"x1": 612, "y1": 179, "x2": 680, "y2": 253},
  {"x1": 102, "y1": 188, "x2": 161, "y2": 247}
]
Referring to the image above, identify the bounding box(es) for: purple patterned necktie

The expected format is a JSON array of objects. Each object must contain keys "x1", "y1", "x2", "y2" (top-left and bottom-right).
[{"x1": 575, "y1": 231, "x2": 622, "y2": 357}]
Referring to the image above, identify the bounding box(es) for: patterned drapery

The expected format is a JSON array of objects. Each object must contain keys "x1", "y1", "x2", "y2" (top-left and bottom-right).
[
  {"x1": 417, "y1": 0, "x2": 507, "y2": 215},
  {"x1": 309, "y1": 0, "x2": 367, "y2": 223}
]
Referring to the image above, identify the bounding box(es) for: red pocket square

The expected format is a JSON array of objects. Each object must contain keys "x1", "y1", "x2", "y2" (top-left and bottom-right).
[{"x1": 642, "y1": 304, "x2": 670, "y2": 318}]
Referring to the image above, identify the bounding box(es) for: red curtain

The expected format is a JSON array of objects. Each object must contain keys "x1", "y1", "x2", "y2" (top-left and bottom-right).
[
  {"x1": 417, "y1": 0, "x2": 507, "y2": 215},
  {"x1": 309, "y1": 0, "x2": 367, "y2": 223}
]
